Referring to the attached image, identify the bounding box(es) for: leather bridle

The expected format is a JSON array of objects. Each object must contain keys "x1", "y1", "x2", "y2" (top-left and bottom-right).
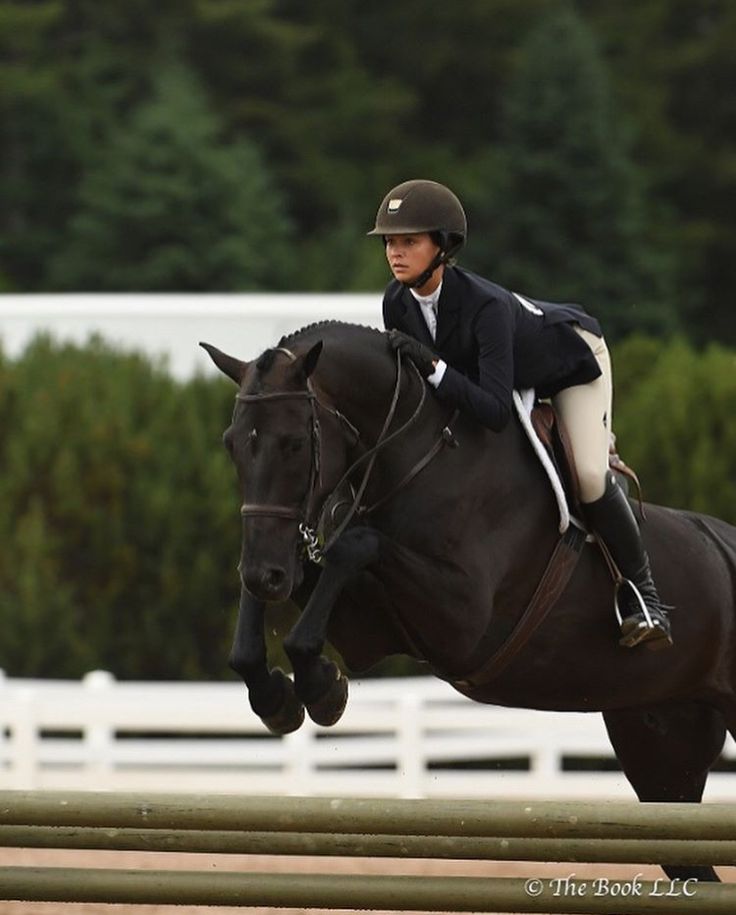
[{"x1": 236, "y1": 346, "x2": 455, "y2": 563}]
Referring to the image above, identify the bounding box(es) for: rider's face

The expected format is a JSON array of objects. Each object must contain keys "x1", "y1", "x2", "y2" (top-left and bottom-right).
[{"x1": 385, "y1": 233, "x2": 442, "y2": 291}]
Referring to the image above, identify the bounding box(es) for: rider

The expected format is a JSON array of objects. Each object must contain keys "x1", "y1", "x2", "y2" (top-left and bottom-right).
[{"x1": 368, "y1": 178, "x2": 672, "y2": 650}]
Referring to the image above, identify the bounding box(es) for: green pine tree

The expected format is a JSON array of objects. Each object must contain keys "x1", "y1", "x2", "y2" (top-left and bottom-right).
[
  {"x1": 0, "y1": 0, "x2": 72, "y2": 290},
  {"x1": 49, "y1": 58, "x2": 293, "y2": 291},
  {"x1": 470, "y1": 5, "x2": 678, "y2": 340}
]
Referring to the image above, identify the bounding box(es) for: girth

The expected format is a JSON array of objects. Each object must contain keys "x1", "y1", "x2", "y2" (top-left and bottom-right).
[{"x1": 449, "y1": 523, "x2": 588, "y2": 691}]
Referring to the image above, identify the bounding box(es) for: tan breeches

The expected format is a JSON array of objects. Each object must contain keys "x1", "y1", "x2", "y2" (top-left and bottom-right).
[{"x1": 551, "y1": 326, "x2": 613, "y2": 504}]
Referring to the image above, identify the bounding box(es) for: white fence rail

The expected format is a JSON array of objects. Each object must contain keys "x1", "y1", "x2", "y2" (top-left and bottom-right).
[
  {"x1": 1, "y1": 671, "x2": 734, "y2": 799},
  {"x1": 0, "y1": 293, "x2": 383, "y2": 379}
]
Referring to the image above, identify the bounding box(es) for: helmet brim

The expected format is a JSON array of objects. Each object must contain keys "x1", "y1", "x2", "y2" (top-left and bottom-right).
[{"x1": 366, "y1": 225, "x2": 437, "y2": 237}]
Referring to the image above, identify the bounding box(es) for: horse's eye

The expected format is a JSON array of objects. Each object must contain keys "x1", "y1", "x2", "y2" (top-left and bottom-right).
[{"x1": 222, "y1": 428, "x2": 234, "y2": 452}]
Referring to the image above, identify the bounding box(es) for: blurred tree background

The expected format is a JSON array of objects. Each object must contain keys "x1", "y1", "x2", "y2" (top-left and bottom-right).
[
  {"x1": 1, "y1": 0, "x2": 736, "y2": 677},
  {"x1": 0, "y1": 337, "x2": 239, "y2": 678},
  {"x1": 2, "y1": 0, "x2": 736, "y2": 344}
]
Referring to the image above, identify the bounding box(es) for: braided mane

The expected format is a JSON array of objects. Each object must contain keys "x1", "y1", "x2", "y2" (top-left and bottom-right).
[
  {"x1": 254, "y1": 320, "x2": 384, "y2": 374},
  {"x1": 277, "y1": 319, "x2": 384, "y2": 347}
]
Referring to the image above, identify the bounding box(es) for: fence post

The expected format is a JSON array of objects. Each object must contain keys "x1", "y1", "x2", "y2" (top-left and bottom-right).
[
  {"x1": 0, "y1": 669, "x2": 5, "y2": 764},
  {"x1": 284, "y1": 717, "x2": 315, "y2": 795},
  {"x1": 397, "y1": 690, "x2": 424, "y2": 798},
  {"x1": 83, "y1": 670, "x2": 115, "y2": 785},
  {"x1": 5, "y1": 683, "x2": 38, "y2": 790},
  {"x1": 530, "y1": 742, "x2": 562, "y2": 794}
]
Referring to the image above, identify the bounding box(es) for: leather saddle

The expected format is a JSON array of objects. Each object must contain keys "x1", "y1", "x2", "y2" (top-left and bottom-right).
[{"x1": 530, "y1": 402, "x2": 644, "y2": 518}]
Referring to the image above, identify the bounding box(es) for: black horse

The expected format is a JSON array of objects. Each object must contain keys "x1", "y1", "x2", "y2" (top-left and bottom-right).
[{"x1": 202, "y1": 321, "x2": 736, "y2": 884}]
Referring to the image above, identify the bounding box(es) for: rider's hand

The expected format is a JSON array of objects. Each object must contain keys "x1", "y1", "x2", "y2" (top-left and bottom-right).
[{"x1": 388, "y1": 330, "x2": 437, "y2": 378}]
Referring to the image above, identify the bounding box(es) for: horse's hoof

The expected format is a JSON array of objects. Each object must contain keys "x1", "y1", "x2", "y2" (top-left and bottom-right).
[
  {"x1": 307, "y1": 665, "x2": 349, "y2": 726},
  {"x1": 260, "y1": 670, "x2": 305, "y2": 735}
]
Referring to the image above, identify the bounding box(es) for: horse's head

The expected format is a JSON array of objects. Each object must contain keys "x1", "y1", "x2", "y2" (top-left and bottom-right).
[{"x1": 201, "y1": 335, "x2": 352, "y2": 602}]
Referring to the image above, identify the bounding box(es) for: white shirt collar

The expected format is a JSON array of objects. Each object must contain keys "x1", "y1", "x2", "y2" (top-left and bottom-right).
[{"x1": 409, "y1": 281, "x2": 442, "y2": 310}]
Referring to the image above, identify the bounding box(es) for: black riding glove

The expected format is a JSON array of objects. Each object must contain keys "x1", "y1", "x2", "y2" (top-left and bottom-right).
[{"x1": 388, "y1": 330, "x2": 437, "y2": 378}]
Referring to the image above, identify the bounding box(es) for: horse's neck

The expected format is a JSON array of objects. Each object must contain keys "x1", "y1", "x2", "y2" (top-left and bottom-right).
[
  {"x1": 319, "y1": 346, "x2": 419, "y2": 444},
  {"x1": 318, "y1": 344, "x2": 556, "y2": 544}
]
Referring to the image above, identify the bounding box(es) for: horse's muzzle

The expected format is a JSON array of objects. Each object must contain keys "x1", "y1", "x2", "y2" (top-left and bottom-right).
[{"x1": 241, "y1": 563, "x2": 291, "y2": 602}]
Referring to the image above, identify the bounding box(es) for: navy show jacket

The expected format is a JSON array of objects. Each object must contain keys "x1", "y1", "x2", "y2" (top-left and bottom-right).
[{"x1": 382, "y1": 265, "x2": 603, "y2": 432}]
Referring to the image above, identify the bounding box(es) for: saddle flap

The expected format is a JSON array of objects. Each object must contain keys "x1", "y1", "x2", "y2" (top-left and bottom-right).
[
  {"x1": 530, "y1": 402, "x2": 555, "y2": 451},
  {"x1": 530, "y1": 403, "x2": 644, "y2": 518},
  {"x1": 530, "y1": 402, "x2": 582, "y2": 516}
]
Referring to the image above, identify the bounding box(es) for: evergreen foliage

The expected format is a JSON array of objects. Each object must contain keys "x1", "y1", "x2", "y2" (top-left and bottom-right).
[
  {"x1": 613, "y1": 336, "x2": 736, "y2": 523},
  {"x1": 49, "y1": 59, "x2": 293, "y2": 291},
  {"x1": 473, "y1": 7, "x2": 676, "y2": 340},
  {"x1": 0, "y1": 336, "x2": 241, "y2": 677},
  {"x1": 0, "y1": 0, "x2": 69, "y2": 290},
  {"x1": 2, "y1": 1, "x2": 736, "y2": 340},
  {"x1": 577, "y1": 0, "x2": 736, "y2": 344}
]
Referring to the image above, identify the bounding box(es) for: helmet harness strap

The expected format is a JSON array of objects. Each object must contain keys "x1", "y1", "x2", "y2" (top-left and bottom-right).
[{"x1": 401, "y1": 230, "x2": 462, "y2": 290}]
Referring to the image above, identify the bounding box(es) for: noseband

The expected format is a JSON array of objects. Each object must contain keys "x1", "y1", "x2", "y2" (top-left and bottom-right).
[{"x1": 236, "y1": 345, "x2": 450, "y2": 563}]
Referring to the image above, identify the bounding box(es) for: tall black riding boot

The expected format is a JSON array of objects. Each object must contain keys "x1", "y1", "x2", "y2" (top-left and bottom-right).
[{"x1": 584, "y1": 474, "x2": 673, "y2": 650}]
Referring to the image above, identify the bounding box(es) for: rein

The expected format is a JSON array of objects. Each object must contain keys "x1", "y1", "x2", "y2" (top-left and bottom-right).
[{"x1": 236, "y1": 348, "x2": 453, "y2": 563}]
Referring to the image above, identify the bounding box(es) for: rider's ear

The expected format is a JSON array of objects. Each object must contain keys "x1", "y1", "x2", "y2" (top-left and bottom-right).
[
  {"x1": 301, "y1": 341, "x2": 323, "y2": 379},
  {"x1": 199, "y1": 342, "x2": 249, "y2": 384}
]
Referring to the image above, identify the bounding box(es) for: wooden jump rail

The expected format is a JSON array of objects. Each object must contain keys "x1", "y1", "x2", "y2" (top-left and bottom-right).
[{"x1": 0, "y1": 791, "x2": 735, "y2": 912}]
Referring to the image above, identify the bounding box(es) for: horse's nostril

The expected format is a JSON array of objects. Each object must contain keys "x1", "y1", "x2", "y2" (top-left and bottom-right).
[
  {"x1": 264, "y1": 567, "x2": 286, "y2": 591},
  {"x1": 243, "y1": 565, "x2": 288, "y2": 599}
]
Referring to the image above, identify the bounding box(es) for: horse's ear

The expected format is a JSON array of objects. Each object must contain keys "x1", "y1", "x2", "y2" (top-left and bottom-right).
[
  {"x1": 301, "y1": 341, "x2": 323, "y2": 379},
  {"x1": 199, "y1": 342, "x2": 249, "y2": 384}
]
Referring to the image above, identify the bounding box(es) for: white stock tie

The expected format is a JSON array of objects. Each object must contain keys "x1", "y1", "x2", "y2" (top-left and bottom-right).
[{"x1": 428, "y1": 303, "x2": 437, "y2": 341}]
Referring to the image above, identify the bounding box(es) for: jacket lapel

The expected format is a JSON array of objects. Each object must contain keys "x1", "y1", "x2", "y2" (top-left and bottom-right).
[
  {"x1": 435, "y1": 267, "x2": 461, "y2": 351},
  {"x1": 398, "y1": 288, "x2": 435, "y2": 346}
]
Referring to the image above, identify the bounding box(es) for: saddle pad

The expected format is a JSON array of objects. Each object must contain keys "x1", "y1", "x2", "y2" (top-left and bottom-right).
[{"x1": 513, "y1": 389, "x2": 571, "y2": 533}]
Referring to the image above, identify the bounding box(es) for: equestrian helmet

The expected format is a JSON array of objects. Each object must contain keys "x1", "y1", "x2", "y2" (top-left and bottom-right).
[{"x1": 367, "y1": 179, "x2": 467, "y2": 248}]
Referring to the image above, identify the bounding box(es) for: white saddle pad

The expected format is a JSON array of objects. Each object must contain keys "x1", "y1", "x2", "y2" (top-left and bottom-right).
[{"x1": 513, "y1": 389, "x2": 570, "y2": 533}]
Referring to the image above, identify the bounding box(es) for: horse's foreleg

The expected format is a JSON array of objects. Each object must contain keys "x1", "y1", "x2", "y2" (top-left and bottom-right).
[
  {"x1": 284, "y1": 527, "x2": 381, "y2": 726},
  {"x1": 229, "y1": 586, "x2": 304, "y2": 735}
]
